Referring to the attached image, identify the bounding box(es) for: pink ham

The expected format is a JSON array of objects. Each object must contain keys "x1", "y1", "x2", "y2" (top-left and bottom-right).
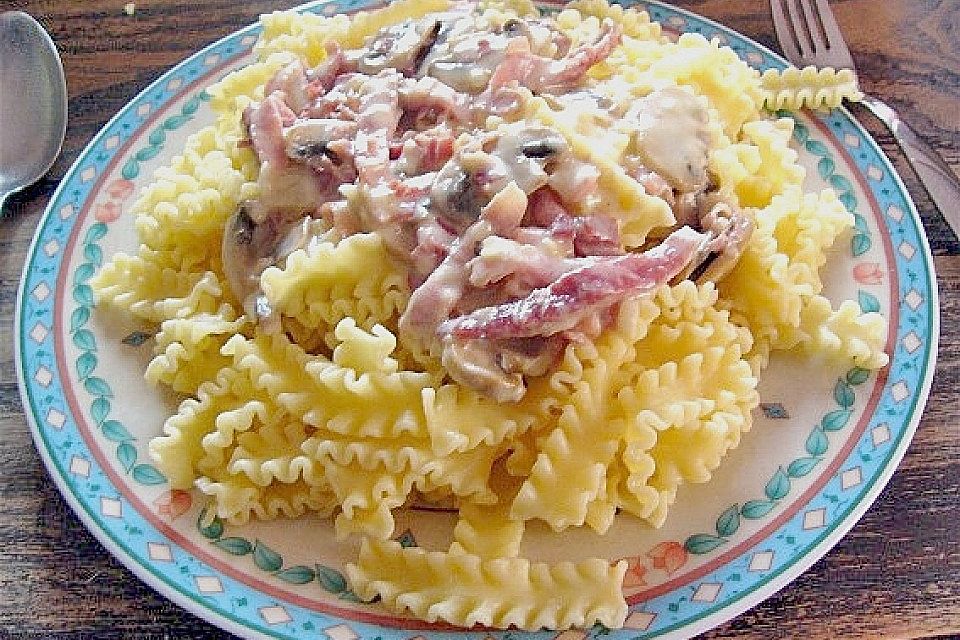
[
  {"x1": 524, "y1": 185, "x2": 568, "y2": 226},
  {"x1": 489, "y1": 19, "x2": 622, "y2": 93},
  {"x1": 573, "y1": 214, "x2": 621, "y2": 256},
  {"x1": 266, "y1": 61, "x2": 310, "y2": 114},
  {"x1": 440, "y1": 226, "x2": 706, "y2": 340},
  {"x1": 399, "y1": 183, "x2": 528, "y2": 354},
  {"x1": 396, "y1": 125, "x2": 456, "y2": 174},
  {"x1": 399, "y1": 76, "x2": 474, "y2": 124},
  {"x1": 243, "y1": 92, "x2": 297, "y2": 169},
  {"x1": 266, "y1": 43, "x2": 348, "y2": 117},
  {"x1": 308, "y1": 42, "x2": 349, "y2": 100},
  {"x1": 351, "y1": 71, "x2": 404, "y2": 185},
  {"x1": 524, "y1": 187, "x2": 622, "y2": 256}
]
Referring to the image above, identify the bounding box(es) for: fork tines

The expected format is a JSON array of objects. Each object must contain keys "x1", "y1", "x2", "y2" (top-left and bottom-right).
[{"x1": 771, "y1": 0, "x2": 853, "y2": 68}]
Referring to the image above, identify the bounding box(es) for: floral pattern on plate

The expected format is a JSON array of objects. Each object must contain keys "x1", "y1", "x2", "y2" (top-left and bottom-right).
[{"x1": 15, "y1": 1, "x2": 937, "y2": 638}]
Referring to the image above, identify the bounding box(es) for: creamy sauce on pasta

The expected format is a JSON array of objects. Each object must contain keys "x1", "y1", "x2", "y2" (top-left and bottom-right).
[
  {"x1": 230, "y1": 2, "x2": 752, "y2": 401},
  {"x1": 627, "y1": 86, "x2": 710, "y2": 192}
]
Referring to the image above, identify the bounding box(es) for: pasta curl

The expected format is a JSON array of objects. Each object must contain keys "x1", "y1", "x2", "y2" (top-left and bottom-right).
[
  {"x1": 761, "y1": 65, "x2": 862, "y2": 111},
  {"x1": 347, "y1": 538, "x2": 628, "y2": 630}
]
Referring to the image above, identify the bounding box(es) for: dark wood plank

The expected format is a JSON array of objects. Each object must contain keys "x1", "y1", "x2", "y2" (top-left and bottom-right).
[{"x1": 0, "y1": 0, "x2": 957, "y2": 638}]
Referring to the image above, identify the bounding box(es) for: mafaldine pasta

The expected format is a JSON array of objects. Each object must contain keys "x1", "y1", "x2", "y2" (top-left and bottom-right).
[{"x1": 91, "y1": 0, "x2": 888, "y2": 629}]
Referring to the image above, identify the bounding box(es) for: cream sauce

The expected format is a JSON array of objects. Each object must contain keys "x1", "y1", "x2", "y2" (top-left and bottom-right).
[
  {"x1": 233, "y1": 5, "x2": 749, "y2": 401},
  {"x1": 627, "y1": 86, "x2": 711, "y2": 193}
]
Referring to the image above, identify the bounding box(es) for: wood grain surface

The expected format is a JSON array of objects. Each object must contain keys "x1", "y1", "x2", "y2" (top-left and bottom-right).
[{"x1": 1, "y1": 1, "x2": 957, "y2": 638}]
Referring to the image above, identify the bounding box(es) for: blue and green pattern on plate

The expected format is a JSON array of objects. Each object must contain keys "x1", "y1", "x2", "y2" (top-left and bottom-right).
[{"x1": 15, "y1": 1, "x2": 937, "y2": 639}]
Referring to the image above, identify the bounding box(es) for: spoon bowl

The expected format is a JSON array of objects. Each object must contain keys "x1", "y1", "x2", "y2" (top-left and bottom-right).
[{"x1": 0, "y1": 11, "x2": 68, "y2": 211}]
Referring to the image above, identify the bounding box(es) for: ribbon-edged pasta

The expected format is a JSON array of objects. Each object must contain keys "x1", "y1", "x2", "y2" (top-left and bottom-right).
[
  {"x1": 347, "y1": 538, "x2": 628, "y2": 630},
  {"x1": 91, "y1": 0, "x2": 889, "y2": 630},
  {"x1": 761, "y1": 65, "x2": 863, "y2": 112}
]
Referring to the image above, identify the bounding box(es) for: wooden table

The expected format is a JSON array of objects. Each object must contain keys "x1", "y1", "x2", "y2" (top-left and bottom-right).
[{"x1": 1, "y1": 1, "x2": 957, "y2": 638}]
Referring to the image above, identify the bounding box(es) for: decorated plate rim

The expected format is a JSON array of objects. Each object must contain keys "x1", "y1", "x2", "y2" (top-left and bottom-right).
[{"x1": 15, "y1": 1, "x2": 939, "y2": 639}]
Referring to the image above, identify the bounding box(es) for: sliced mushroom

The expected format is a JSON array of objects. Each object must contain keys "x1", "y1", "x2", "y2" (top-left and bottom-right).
[
  {"x1": 408, "y1": 20, "x2": 443, "y2": 75},
  {"x1": 697, "y1": 202, "x2": 754, "y2": 281},
  {"x1": 275, "y1": 215, "x2": 329, "y2": 261},
  {"x1": 427, "y1": 60, "x2": 496, "y2": 94},
  {"x1": 222, "y1": 204, "x2": 323, "y2": 328},
  {"x1": 441, "y1": 336, "x2": 526, "y2": 403},
  {"x1": 431, "y1": 140, "x2": 511, "y2": 226},
  {"x1": 221, "y1": 204, "x2": 260, "y2": 306},
  {"x1": 283, "y1": 119, "x2": 357, "y2": 165},
  {"x1": 496, "y1": 336, "x2": 564, "y2": 378},
  {"x1": 431, "y1": 160, "x2": 483, "y2": 225},
  {"x1": 672, "y1": 200, "x2": 754, "y2": 284},
  {"x1": 500, "y1": 18, "x2": 524, "y2": 36},
  {"x1": 627, "y1": 86, "x2": 711, "y2": 193},
  {"x1": 492, "y1": 126, "x2": 570, "y2": 194},
  {"x1": 419, "y1": 16, "x2": 522, "y2": 94},
  {"x1": 359, "y1": 18, "x2": 442, "y2": 75}
]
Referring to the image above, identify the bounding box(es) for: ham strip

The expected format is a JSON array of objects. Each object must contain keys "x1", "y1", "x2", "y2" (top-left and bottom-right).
[
  {"x1": 266, "y1": 61, "x2": 311, "y2": 114},
  {"x1": 307, "y1": 42, "x2": 349, "y2": 100},
  {"x1": 352, "y1": 71, "x2": 404, "y2": 186},
  {"x1": 525, "y1": 187, "x2": 623, "y2": 256},
  {"x1": 573, "y1": 214, "x2": 621, "y2": 257},
  {"x1": 244, "y1": 93, "x2": 297, "y2": 170},
  {"x1": 489, "y1": 19, "x2": 622, "y2": 93},
  {"x1": 399, "y1": 76, "x2": 474, "y2": 124},
  {"x1": 440, "y1": 226, "x2": 706, "y2": 340},
  {"x1": 399, "y1": 182, "x2": 528, "y2": 355}
]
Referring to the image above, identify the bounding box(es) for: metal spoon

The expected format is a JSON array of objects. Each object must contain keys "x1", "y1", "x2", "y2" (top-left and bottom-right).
[{"x1": 0, "y1": 11, "x2": 67, "y2": 212}]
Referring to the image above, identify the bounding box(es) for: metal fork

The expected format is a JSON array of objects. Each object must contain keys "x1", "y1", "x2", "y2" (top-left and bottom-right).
[{"x1": 771, "y1": 0, "x2": 960, "y2": 238}]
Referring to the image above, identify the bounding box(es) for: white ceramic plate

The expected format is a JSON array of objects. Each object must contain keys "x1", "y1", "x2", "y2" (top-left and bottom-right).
[{"x1": 16, "y1": 1, "x2": 937, "y2": 638}]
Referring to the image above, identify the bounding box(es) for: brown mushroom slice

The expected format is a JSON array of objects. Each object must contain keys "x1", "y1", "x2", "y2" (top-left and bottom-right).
[
  {"x1": 420, "y1": 17, "x2": 515, "y2": 94},
  {"x1": 359, "y1": 18, "x2": 442, "y2": 75},
  {"x1": 697, "y1": 202, "x2": 754, "y2": 282},
  {"x1": 441, "y1": 336, "x2": 526, "y2": 404},
  {"x1": 427, "y1": 60, "x2": 496, "y2": 94},
  {"x1": 283, "y1": 119, "x2": 358, "y2": 167},
  {"x1": 672, "y1": 201, "x2": 755, "y2": 284},
  {"x1": 430, "y1": 142, "x2": 516, "y2": 228},
  {"x1": 491, "y1": 125, "x2": 570, "y2": 195},
  {"x1": 222, "y1": 204, "x2": 323, "y2": 328},
  {"x1": 496, "y1": 335, "x2": 564, "y2": 378},
  {"x1": 221, "y1": 206, "x2": 281, "y2": 332},
  {"x1": 221, "y1": 204, "x2": 261, "y2": 307},
  {"x1": 274, "y1": 215, "x2": 329, "y2": 262}
]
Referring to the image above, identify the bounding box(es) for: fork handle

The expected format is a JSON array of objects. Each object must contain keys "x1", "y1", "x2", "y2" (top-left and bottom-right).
[{"x1": 860, "y1": 96, "x2": 960, "y2": 239}]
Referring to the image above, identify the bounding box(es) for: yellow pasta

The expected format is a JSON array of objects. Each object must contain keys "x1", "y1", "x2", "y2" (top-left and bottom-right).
[
  {"x1": 451, "y1": 499, "x2": 525, "y2": 558},
  {"x1": 93, "y1": 0, "x2": 891, "y2": 630},
  {"x1": 149, "y1": 365, "x2": 266, "y2": 490},
  {"x1": 422, "y1": 383, "x2": 539, "y2": 455},
  {"x1": 612, "y1": 282, "x2": 758, "y2": 525},
  {"x1": 565, "y1": 0, "x2": 662, "y2": 41},
  {"x1": 93, "y1": 253, "x2": 227, "y2": 323},
  {"x1": 347, "y1": 538, "x2": 628, "y2": 630},
  {"x1": 510, "y1": 320, "x2": 642, "y2": 532},
  {"x1": 261, "y1": 233, "x2": 409, "y2": 349},
  {"x1": 222, "y1": 324, "x2": 435, "y2": 441},
  {"x1": 780, "y1": 296, "x2": 889, "y2": 370},
  {"x1": 733, "y1": 118, "x2": 806, "y2": 208},
  {"x1": 761, "y1": 65, "x2": 863, "y2": 111},
  {"x1": 146, "y1": 312, "x2": 246, "y2": 394}
]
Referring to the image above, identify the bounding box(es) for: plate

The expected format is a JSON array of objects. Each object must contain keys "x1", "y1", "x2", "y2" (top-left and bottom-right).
[{"x1": 15, "y1": 1, "x2": 938, "y2": 638}]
